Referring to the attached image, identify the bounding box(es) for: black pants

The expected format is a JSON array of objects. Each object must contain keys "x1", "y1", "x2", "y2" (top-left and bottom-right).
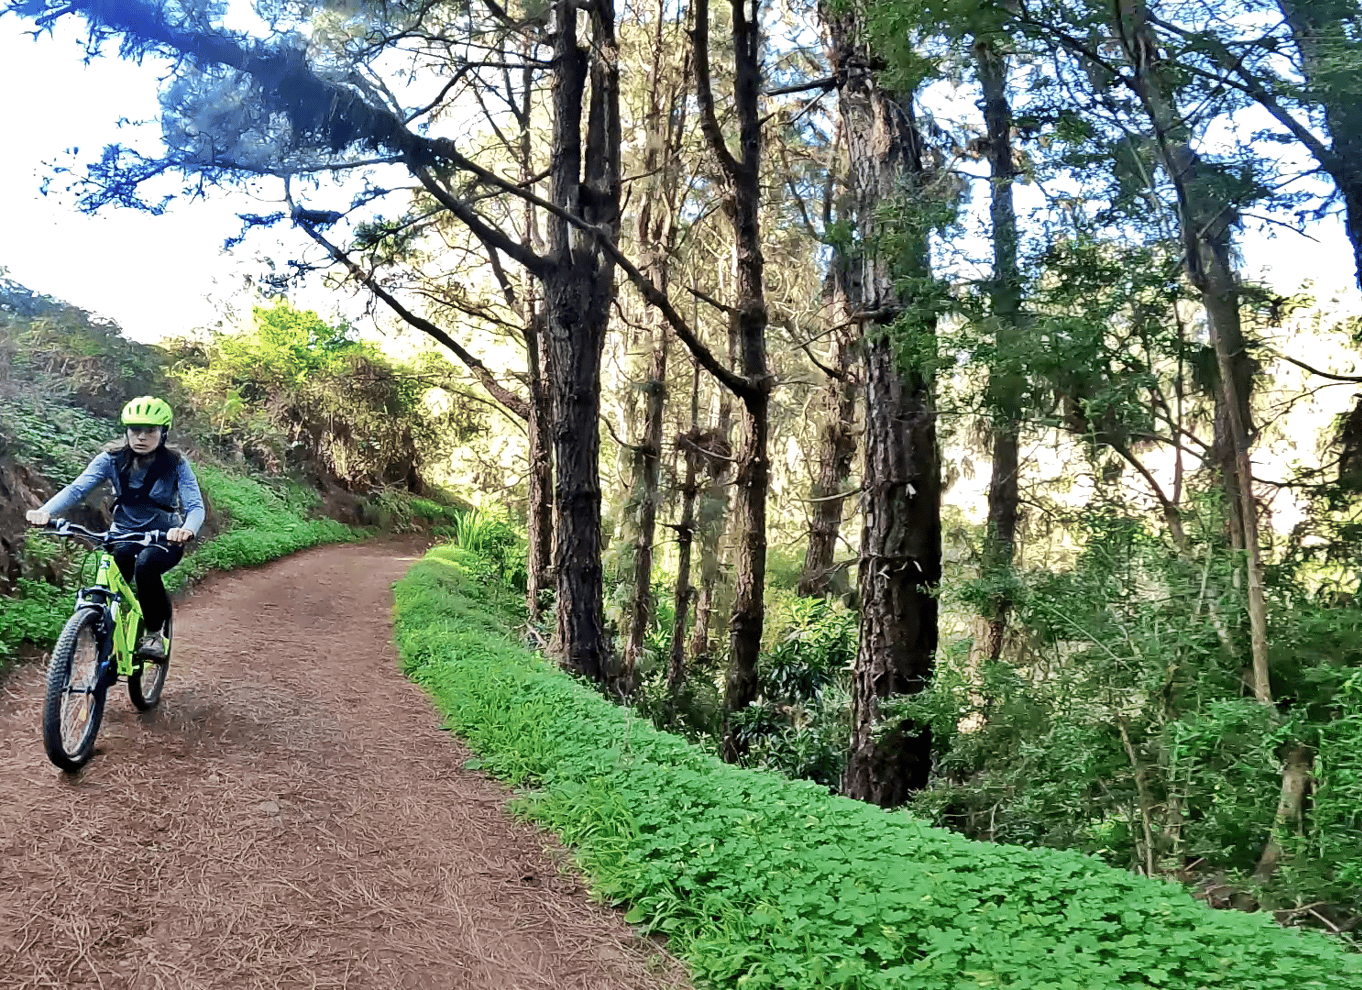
[{"x1": 113, "y1": 543, "x2": 184, "y2": 635}]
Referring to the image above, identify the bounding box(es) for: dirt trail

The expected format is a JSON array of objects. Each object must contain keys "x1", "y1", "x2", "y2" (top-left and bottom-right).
[{"x1": 0, "y1": 541, "x2": 686, "y2": 990}]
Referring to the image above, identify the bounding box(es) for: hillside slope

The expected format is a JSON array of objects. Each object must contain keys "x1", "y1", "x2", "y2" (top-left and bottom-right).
[{"x1": 0, "y1": 276, "x2": 466, "y2": 667}]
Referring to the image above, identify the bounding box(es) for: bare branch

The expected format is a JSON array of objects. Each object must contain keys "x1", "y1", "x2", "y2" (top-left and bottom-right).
[
  {"x1": 690, "y1": 0, "x2": 739, "y2": 180},
  {"x1": 767, "y1": 75, "x2": 837, "y2": 96},
  {"x1": 288, "y1": 194, "x2": 531, "y2": 421},
  {"x1": 412, "y1": 167, "x2": 546, "y2": 274},
  {"x1": 686, "y1": 284, "x2": 735, "y2": 315},
  {"x1": 1275, "y1": 352, "x2": 1362, "y2": 383}
]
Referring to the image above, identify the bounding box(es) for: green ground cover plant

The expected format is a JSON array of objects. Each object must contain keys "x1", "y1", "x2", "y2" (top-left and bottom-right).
[
  {"x1": 360, "y1": 489, "x2": 471, "y2": 534},
  {"x1": 0, "y1": 394, "x2": 121, "y2": 481},
  {"x1": 393, "y1": 544, "x2": 1362, "y2": 990},
  {"x1": 0, "y1": 579, "x2": 67, "y2": 665}
]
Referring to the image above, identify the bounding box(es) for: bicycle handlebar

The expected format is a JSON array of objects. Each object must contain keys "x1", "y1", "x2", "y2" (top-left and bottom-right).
[{"x1": 38, "y1": 521, "x2": 186, "y2": 547}]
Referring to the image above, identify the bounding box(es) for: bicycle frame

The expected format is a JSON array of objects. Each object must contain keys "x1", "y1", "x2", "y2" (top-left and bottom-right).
[
  {"x1": 39, "y1": 521, "x2": 178, "y2": 770},
  {"x1": 77, "y1": 548, "x2": 146, "y2": 679},
  {"x1": 48, "y1": 522, "x2": 169, "y2": 680}
]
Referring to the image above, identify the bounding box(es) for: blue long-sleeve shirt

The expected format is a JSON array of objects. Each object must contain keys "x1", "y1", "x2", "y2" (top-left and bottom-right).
[{"x1": 40, "y1": 451, "x2": 206, "y2": 535}]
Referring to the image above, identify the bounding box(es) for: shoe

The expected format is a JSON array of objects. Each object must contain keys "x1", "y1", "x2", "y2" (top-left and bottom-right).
[{"x1": 136, "y1": 630, "x2": 166, "y2": 659}]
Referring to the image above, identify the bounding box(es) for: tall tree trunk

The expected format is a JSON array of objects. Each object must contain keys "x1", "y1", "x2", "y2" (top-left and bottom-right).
[
  {"x1": 800, "y1": 245, "x2": 860, "y2": 598},
  {"x1": 829, "y1": 5, "x2": 942, "y2": 806},
  {"x1": 517, "y1": 37, "x2": 554, "y2": 624},
  {"x1": 620, "y1": 331, "x2": 668, "y2": 692},
  {"x1": 723, "y1": 379, "x2": 771, "y2": 763},
  {"x1": 1254, "y1": 743, "x2": 1314, "y2": 879},
  {"x1": 669, "y1": 361, "x2": 703, "y2": 696},
  {"x1": 1117, "y1": 0, "x2": 1270, "y2": 705},
  {"x1": 689, "y1": 0, "x2": 771, "y2": 764},
  {"x1": 689, "y1": 377, "x2": 734, "y2": 662},
  {"x1": 620, "y1": 14, "x2": 686, "y2": 694},
  {"x1": 968, "y1": 40, "x2": 1023, "y2": 668},
  {"x1": 525, "y1": 306, "x2": 555, "y2": 622},
  {"x1": 844, "y1": 325, "x2": 940, "y2": 805},
  {"x1": 547, "y1": 0, "x2": 621, "y2": 683}
]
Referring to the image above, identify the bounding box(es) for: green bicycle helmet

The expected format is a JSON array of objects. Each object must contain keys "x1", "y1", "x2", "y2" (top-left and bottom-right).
[{"x1": 121, "y1": 396, "x2": 174, "y2": 428}]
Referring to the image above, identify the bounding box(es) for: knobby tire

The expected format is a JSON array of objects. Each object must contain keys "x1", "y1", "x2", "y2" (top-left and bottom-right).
[
  {"x1": 128, "y1": 613, "x2": 170, "y2": 711},
  {"x1": 42, "y1": 608, "x2": 107, "y2": 772}
]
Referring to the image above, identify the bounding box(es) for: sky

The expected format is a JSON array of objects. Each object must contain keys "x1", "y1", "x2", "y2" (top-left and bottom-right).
[
  {"x1": 1, "y1": 12, "x2": 1361, "y2": 347},
  {"x1": 0, "y1": 18, "x2": 350, "y2": 343}
]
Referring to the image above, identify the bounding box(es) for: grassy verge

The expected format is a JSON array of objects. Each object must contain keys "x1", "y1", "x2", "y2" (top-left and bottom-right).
[{"x1": 393, "y1": 544, "x2": 1362, "y2": 990}]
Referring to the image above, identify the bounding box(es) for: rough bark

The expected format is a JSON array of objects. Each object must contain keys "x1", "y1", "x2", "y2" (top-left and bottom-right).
[
  {"x1": 668, "y1": 364, "x2": 704, "y2": 696},
  {"x1": 519, "y1": 45, "x2": 554, "y2": 625},
  {"x1": 688, "y1": 0, "x2": 771, "y2": 762},
  {"x1": 843, "y1": 325, "x2": 940, "y2": 805},
  {"x1": 619, "y1": 334, "x2": 667, "y2": 692},
  {"x1": 546, "y1": 0, "x2": 621, "y2": 684},
  {"x1": 688, "y1": 379, "x2": 734, "y2": 662},
  {"x1": 620, "y1": 13, "x2": 686, "y2": 694},
  {"x1": 723, "y1": 378, "x2": 771, "y2": 763},
  {"x1": 969, "y1": 39, "x2": 1023, "y2": 668},
  {"x1": 524, "y1": 306, "x2": 555, "y2": 622},
  {"x1": 799, "y1": 246, "x2": 859, "y2": 598},
  {"x1": 828, "y1": 5, "x2": 942, "y2": 806}
]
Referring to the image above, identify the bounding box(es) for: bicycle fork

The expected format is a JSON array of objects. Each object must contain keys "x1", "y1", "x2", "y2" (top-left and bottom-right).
[{"x1": 78, "y1": 561, "x2": 141, "y2": 682}]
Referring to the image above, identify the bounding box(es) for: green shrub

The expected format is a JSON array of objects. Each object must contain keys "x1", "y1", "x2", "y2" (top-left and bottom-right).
[
  {"x1": 452, "y1": 510, "x2": 527, "y2": 592},
  {"x1": 634, "y1": 590, "x2": 856, "y2": 785},
  {"x1": 0, "y1": 579, "x2": 69, "y2": 657},
  {"x1": 410, "y1": 496, "x2": 466, "y2": 524},
  {"x1": 1313, "y1": 670, "x2": 1362, "y2": 890},
  {"x1": 917, "y1": 507, "x2": 1362, "y2": 917},
  {"x1": 394, "y1": 546, "x2": 1362, "y2": 990},
  {"x1": 168, "y1": 300, "x2": 484, "y2": 490},
  {"x1": 172, "y1": 465, "x2": 362, "y2": 586}
]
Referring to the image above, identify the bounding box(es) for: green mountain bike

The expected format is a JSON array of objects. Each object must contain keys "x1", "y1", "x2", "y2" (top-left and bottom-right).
[{"x1": 39, "y1": 521, "x2": 179, "y2": 772}]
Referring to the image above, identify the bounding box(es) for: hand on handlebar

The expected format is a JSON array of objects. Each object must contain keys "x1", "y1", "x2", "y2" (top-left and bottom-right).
[
  {"x1": 166, "y1": 527, "x2": 194, "y2": 544},
  {"x1": 26, "y1": 510, "x2": 50, "y2": 527}
]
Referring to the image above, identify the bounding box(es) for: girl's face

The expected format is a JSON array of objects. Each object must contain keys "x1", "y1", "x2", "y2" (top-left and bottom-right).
[{"x1": 126, "y1": 425, "x2": 163, "y2": 456}]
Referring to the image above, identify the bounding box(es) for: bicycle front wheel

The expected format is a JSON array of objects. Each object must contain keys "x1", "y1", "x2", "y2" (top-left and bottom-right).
[
  {"x1": 43, "y1": 608, "x2": 108, "y2": 772},
  {"x1": 129, "y1": 612, "x2": 170, "y2": 711}
]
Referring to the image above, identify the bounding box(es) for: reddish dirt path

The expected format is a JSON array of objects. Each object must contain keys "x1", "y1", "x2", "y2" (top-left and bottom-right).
[{"x1": 0, "y1": 541, "x2": 686, "y2": 990}]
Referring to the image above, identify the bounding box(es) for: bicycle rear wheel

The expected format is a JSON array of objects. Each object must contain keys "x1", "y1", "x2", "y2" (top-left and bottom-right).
[
  {"x1": 43, "y1": 608, "x2": 108, "y2": 772},
  {"x1": 129, "y1": 612, "x2": 170, "y2": 711}
]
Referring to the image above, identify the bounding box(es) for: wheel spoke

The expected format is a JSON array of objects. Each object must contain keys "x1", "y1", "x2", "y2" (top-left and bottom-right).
[
  {"x1": 58, "y1": 624, "x2": 101, "y2": 749},
  {"x1": 43, "y1": 609, "x2": 109, "y2": 772}
]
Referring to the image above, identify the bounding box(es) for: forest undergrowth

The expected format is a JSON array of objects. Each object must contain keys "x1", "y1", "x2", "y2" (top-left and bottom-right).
[
  {"x1": 394, "y1": 539, "x2": 1362, "y2": 990},
  {"x1": 617, "y1": 521, "x2": 1362, "y2": 939}
]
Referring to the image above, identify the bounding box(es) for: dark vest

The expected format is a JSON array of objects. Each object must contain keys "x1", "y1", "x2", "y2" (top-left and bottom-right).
[{"x1": 112, "y1": 447, "x2": 181, "y2": 514}]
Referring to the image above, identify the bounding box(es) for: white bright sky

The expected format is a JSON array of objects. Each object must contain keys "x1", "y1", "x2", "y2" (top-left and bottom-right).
[
  {"x1": 0, "y1": 18, "x2": 350, "y2": 342},
  {"x1": 1, "y1": 14, "x2": 1360, "y2": 346}
]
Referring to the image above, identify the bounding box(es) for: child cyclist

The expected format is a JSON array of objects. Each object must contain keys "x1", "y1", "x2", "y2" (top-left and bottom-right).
[{"x1": 25, "y1": 396, "x2": 204, "y2": 658}]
